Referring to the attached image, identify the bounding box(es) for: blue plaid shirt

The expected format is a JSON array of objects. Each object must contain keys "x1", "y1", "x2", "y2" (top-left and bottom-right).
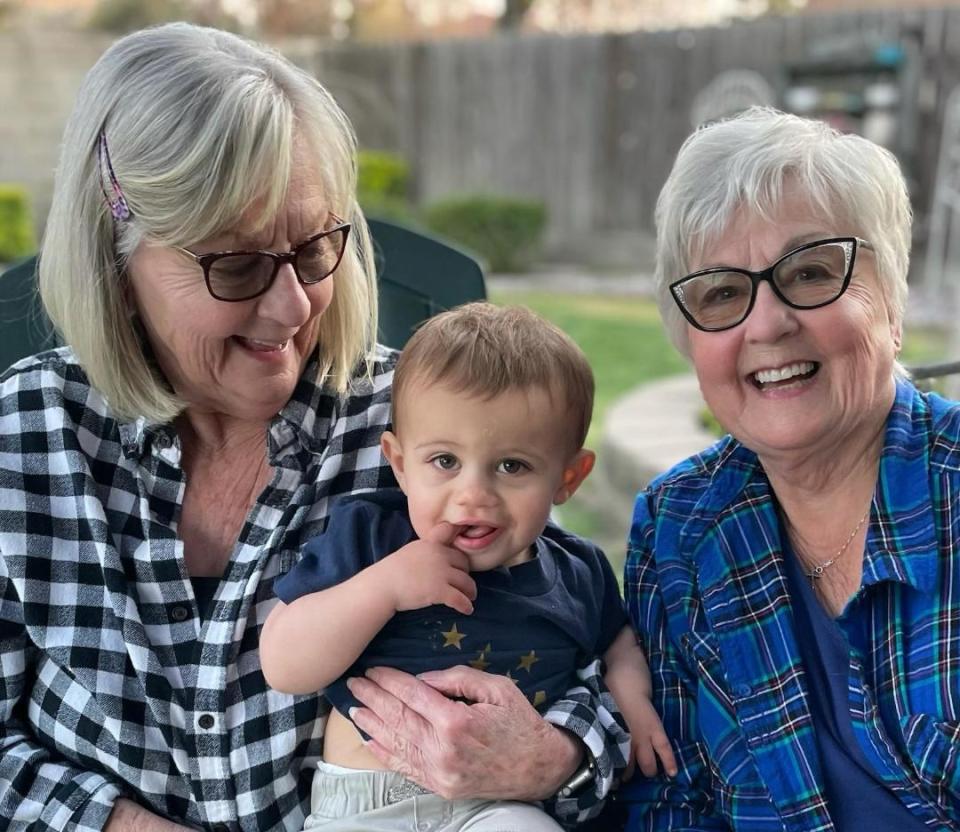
[{"x1": 622, "y1": 379, "x2": 960, "y2": 831}]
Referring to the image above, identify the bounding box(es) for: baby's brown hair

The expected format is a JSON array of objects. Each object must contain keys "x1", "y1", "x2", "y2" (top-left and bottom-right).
[{"x1": 392, "y1": 302, "x2": 594, "y2": 450}]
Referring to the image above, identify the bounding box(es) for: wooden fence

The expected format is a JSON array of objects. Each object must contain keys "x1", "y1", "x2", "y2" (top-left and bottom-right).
[
  {"x1": 4, "y1": 8, "x2": 960, "y2": 266},
  {"x1": 301, "y1": 6, "x2": 960, "y2": 265}
]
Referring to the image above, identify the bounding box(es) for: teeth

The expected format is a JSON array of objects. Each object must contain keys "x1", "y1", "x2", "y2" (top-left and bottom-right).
[
  {"x1": 754, "y1": 362, "x2": 815, "y2": 384},
  {"x1": 242, "y1": 338, "x2": 287, "y2": 351}
]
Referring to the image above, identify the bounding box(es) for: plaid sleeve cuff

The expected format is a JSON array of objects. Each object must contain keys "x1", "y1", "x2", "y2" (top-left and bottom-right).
[
  {"x1": 64, "y1": 776, "x2": 124, "y2": 832},
  {"x1": 2, "y1": 765, "x2": 122, "y2": 831},
  {"x1": 542, "y1": 658, "x2": 631, "y2": 826}
]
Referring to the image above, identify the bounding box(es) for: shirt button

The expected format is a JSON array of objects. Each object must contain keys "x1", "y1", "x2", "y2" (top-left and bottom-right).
[
  {"x1": 171, "y1": 605, "x2": 189, "y2": 622},
  {"x1": 734, "y1": 683, "x2": 752, "y2": 698},
  {"x1": 154, "y1": 432, "x2": 173, "y2": 450},
  {"x1": 197, "y1": 713, "x2": 216, "y2": 730}
]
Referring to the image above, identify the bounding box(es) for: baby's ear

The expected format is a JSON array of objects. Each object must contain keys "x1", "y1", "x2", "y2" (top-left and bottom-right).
[
  {"x1": 380, "y1": 431, "x2": 407, "y2": 491},
  {"x1": 553, "y1": 449, "x2": 595, "y2": 505}
]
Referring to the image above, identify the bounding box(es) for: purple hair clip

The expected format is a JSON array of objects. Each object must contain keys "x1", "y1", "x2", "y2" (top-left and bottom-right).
[{"x1": 97, "y1": 129, "x2": 132, "y2": 222}]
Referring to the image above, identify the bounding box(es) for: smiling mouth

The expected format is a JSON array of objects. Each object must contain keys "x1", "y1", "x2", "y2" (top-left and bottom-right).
[
  {"x1": 750, "y1": 361, "x2": 819, "y2": 389},
  {"x1": 235, "y1": 336, "x2": 289, "y2": 353}
]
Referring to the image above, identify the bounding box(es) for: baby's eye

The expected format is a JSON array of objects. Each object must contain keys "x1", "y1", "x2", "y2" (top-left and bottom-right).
[
  {"x1": 430, "y1": 454, "x2": 458, "y2": 471},
  {"x1": 498, "y1": 459, "x2": 530, "y2": 475}
]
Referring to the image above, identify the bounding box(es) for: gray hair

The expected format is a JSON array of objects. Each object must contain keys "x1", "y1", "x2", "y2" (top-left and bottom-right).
[
  {"x1": 655, "y1": 107, "x2": 912, "y2": 357},
  {"x1": 40, "y1": 22, "x2": 377, "y2": 422}
]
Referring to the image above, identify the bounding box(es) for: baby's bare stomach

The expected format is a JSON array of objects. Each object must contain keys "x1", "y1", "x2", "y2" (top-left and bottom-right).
[{"x1": 323, "y1": 707, "x2": 390, "y2": 770}]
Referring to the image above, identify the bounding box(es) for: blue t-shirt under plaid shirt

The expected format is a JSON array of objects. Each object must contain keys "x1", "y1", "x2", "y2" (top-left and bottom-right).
[
  {"x1": 622, "y1": 379, "x2": 960, "y2": 831},
  {"x1": 274, "y1": 489, "x2": 628, "y2": 726}
]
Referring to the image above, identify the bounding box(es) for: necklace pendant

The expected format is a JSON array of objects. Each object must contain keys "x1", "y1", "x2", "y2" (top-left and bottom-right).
[{"x1": 810, "y1": 565, "x2": 826, "y2": 579}]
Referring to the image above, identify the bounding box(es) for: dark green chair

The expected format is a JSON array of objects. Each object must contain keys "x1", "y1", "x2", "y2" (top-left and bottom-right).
[
  {"x1": 0, "y1": 218, "x2": 486, "y2": 374},
  {"x1": 367, "y1": 216, "x2": 486, "y2": 349},
  {"x1": 0, "y1": 253, "x2": 54, "y2": 373}
]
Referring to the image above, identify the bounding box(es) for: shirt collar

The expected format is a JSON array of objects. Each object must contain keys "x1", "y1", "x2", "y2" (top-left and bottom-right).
[
  {"x1": 862, "y1": 377, "x2": 938, "y2": 593},
  {"x1": 274, "y1": 353, "x2": 337, "y2": 457},
  {"x1": 681, "y1": 378, "x2": 938, "y2": 595}
]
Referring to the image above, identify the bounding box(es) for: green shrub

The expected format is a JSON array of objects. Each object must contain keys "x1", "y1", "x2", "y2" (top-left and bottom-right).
[
  {"x1": 359, "y1": 195, "x2": 418, "y2": 224},
  {"x1": 357, "y1": 150, "x2": 414, "y2": 223},
  {"x1": 358, "y1": 151, "x2": 410, "y2": 201},
  {"x1": 0, "y1": 185, "x2": 36, "y2": 263},
  {"x1": 422, "y1": 195, "x2": 547, "y2": 272}
]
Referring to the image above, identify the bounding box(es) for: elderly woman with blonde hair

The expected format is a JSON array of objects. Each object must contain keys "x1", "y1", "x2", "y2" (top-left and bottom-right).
[
  {"x1": 621, "y1": 108, "x2": 960, "y2": 830},
  {"x1": 0, "y1": 23, "x2": 627, "y2": 831}
]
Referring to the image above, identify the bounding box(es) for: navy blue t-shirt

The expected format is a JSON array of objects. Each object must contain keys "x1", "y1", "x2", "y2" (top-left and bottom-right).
[
  {"x1": 783, "y1": 540, "x2": 929, "y2": 832},
  {"x1": 274, "y1": 489, "x2": 627, "y2": 724}
]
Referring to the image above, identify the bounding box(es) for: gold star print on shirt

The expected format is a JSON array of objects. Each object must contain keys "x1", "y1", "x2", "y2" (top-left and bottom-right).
[
  {"x1": 469, "y1": 652, "x2": 490, "y2": 671},
  {"x1": 517, "y1": 650, "x2": 539, "y2": 672},
  {"x1": 441, "y1": 623, "x2": 466, "y2": 649}
]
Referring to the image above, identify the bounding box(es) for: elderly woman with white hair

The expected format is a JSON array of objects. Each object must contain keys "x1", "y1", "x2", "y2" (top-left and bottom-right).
[
  {"x1": 620, "y1": 107, "x2": 960, "y2": 830},
  {"x1": 0, "y1": 24, "x2": 628, "y2": 831}
]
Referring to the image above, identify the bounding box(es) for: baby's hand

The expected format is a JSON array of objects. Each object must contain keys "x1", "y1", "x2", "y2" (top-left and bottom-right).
[
  {"x1": 621, "y1": 696, "x2": 677, "y2": 781},
  {"x1": 377, "y1": 522, "x2": 477, "y2": 615}
]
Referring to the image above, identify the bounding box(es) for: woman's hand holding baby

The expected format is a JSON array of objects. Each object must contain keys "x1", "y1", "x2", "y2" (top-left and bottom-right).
[{"x1": 348, "y1": 665, "x2": 582, "y2": 801}]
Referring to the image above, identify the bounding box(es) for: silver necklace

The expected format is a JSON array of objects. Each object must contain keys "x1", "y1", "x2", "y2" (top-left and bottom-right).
[{"x1": 805, "y1": 506, "x2": 870, "y2": 583}]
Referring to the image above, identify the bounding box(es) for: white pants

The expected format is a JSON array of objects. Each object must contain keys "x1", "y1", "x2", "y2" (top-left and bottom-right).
[{"x1": 303, "y1": 760, "x2": 565, "y2": 832}]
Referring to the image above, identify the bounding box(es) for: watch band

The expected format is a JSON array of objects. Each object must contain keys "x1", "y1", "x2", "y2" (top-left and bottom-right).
[{"x1": 557, "y1": 749, "x2": 597, "y2": 799}]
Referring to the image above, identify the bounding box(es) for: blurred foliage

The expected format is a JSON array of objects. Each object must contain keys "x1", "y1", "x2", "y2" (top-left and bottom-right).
[
  {"x1": 0, "y1": 0, "x2": 15, "y2": 28},
  {"x1": 0, "y1": 184, "x2": 36, "y2": 263},
  {"x1": 423, "y1": 195, "x2": 547, "y2": 273},
  {"x1": 256, "y1": 0, "x2": 336, "y2": 38},
  {"x1": 499, "y1": 0, "x2": 536, "y2": 28},
  {"x1": 88, "y1": 0, "x2": 241, "y2": 33},
  {"x1": 357, "y1": 150, "x2": 415, "y2": 223},
  {"x1": 358, "y1": 150, "x2": 409, "y2": 200}
]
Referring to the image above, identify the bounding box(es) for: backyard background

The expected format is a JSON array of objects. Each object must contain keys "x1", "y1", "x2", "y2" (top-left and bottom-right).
[{"x1": 2, "y1": 0, "x2": 959, "y2": 570}]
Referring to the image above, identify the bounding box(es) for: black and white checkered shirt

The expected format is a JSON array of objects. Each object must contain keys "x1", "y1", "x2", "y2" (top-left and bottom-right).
[{"x1": 0, "y1": 347, "x2": 628, "y2": 831}]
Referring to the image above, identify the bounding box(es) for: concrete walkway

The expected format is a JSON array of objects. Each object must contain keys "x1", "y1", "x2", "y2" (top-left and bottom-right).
[{"x1": 577, "y1": 373, "x2": 713, "y2": 560}]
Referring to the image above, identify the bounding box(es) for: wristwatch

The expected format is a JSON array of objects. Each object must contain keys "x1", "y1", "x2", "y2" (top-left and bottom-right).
[{"x1": 557, "y1": 749, "x2": 597, "y2": 799}]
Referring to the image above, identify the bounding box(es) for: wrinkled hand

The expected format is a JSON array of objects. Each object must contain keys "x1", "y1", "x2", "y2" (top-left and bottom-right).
[
  {"x1": 620, "y1": 696, "x2": 677, "y2": 780},
  {"x1": 105, "y1": 798, "x2": 194, "y2": 832},
  {"x1": 377, "y1": 522, "x2": 477, "y2": 615},
  {"x1": 347, "y1": 665, "x2": 580, "y2": 800}
]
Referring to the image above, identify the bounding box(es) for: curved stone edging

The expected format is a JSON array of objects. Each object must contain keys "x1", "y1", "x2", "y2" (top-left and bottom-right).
[
  {"x1": 577, "y1": 374, "x2": 714, "y2": 558},
  {"x1": 600, "y1": 373, "x2": 715, "y2": 497}
]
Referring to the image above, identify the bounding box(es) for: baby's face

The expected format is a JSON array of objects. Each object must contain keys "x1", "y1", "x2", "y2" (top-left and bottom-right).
[{"x1": 382, "y1": 383, "x2": 587, "y2": 570}]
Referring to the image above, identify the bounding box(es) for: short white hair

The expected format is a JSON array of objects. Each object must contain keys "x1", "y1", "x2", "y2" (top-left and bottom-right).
[
  {"x1": 655, "y1": 107, "x2": 912, "y2": 357},
  {"x1": 40, "y1": 22, "x2": 377, "y2": 422}
]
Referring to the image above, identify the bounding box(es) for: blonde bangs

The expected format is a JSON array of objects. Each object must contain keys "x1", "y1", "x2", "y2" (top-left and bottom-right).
[{"x1": 128, "y1": 92, "x2": 296, "y2": 248}]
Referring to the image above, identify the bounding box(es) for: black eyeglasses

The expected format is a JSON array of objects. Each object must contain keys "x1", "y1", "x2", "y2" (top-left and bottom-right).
[
  {"x1": 174, "y1": 217, "x2": 351, "y2": 302},
  {"x1": 670, "y1": 236, "x2": 872, "y2": 332}
]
